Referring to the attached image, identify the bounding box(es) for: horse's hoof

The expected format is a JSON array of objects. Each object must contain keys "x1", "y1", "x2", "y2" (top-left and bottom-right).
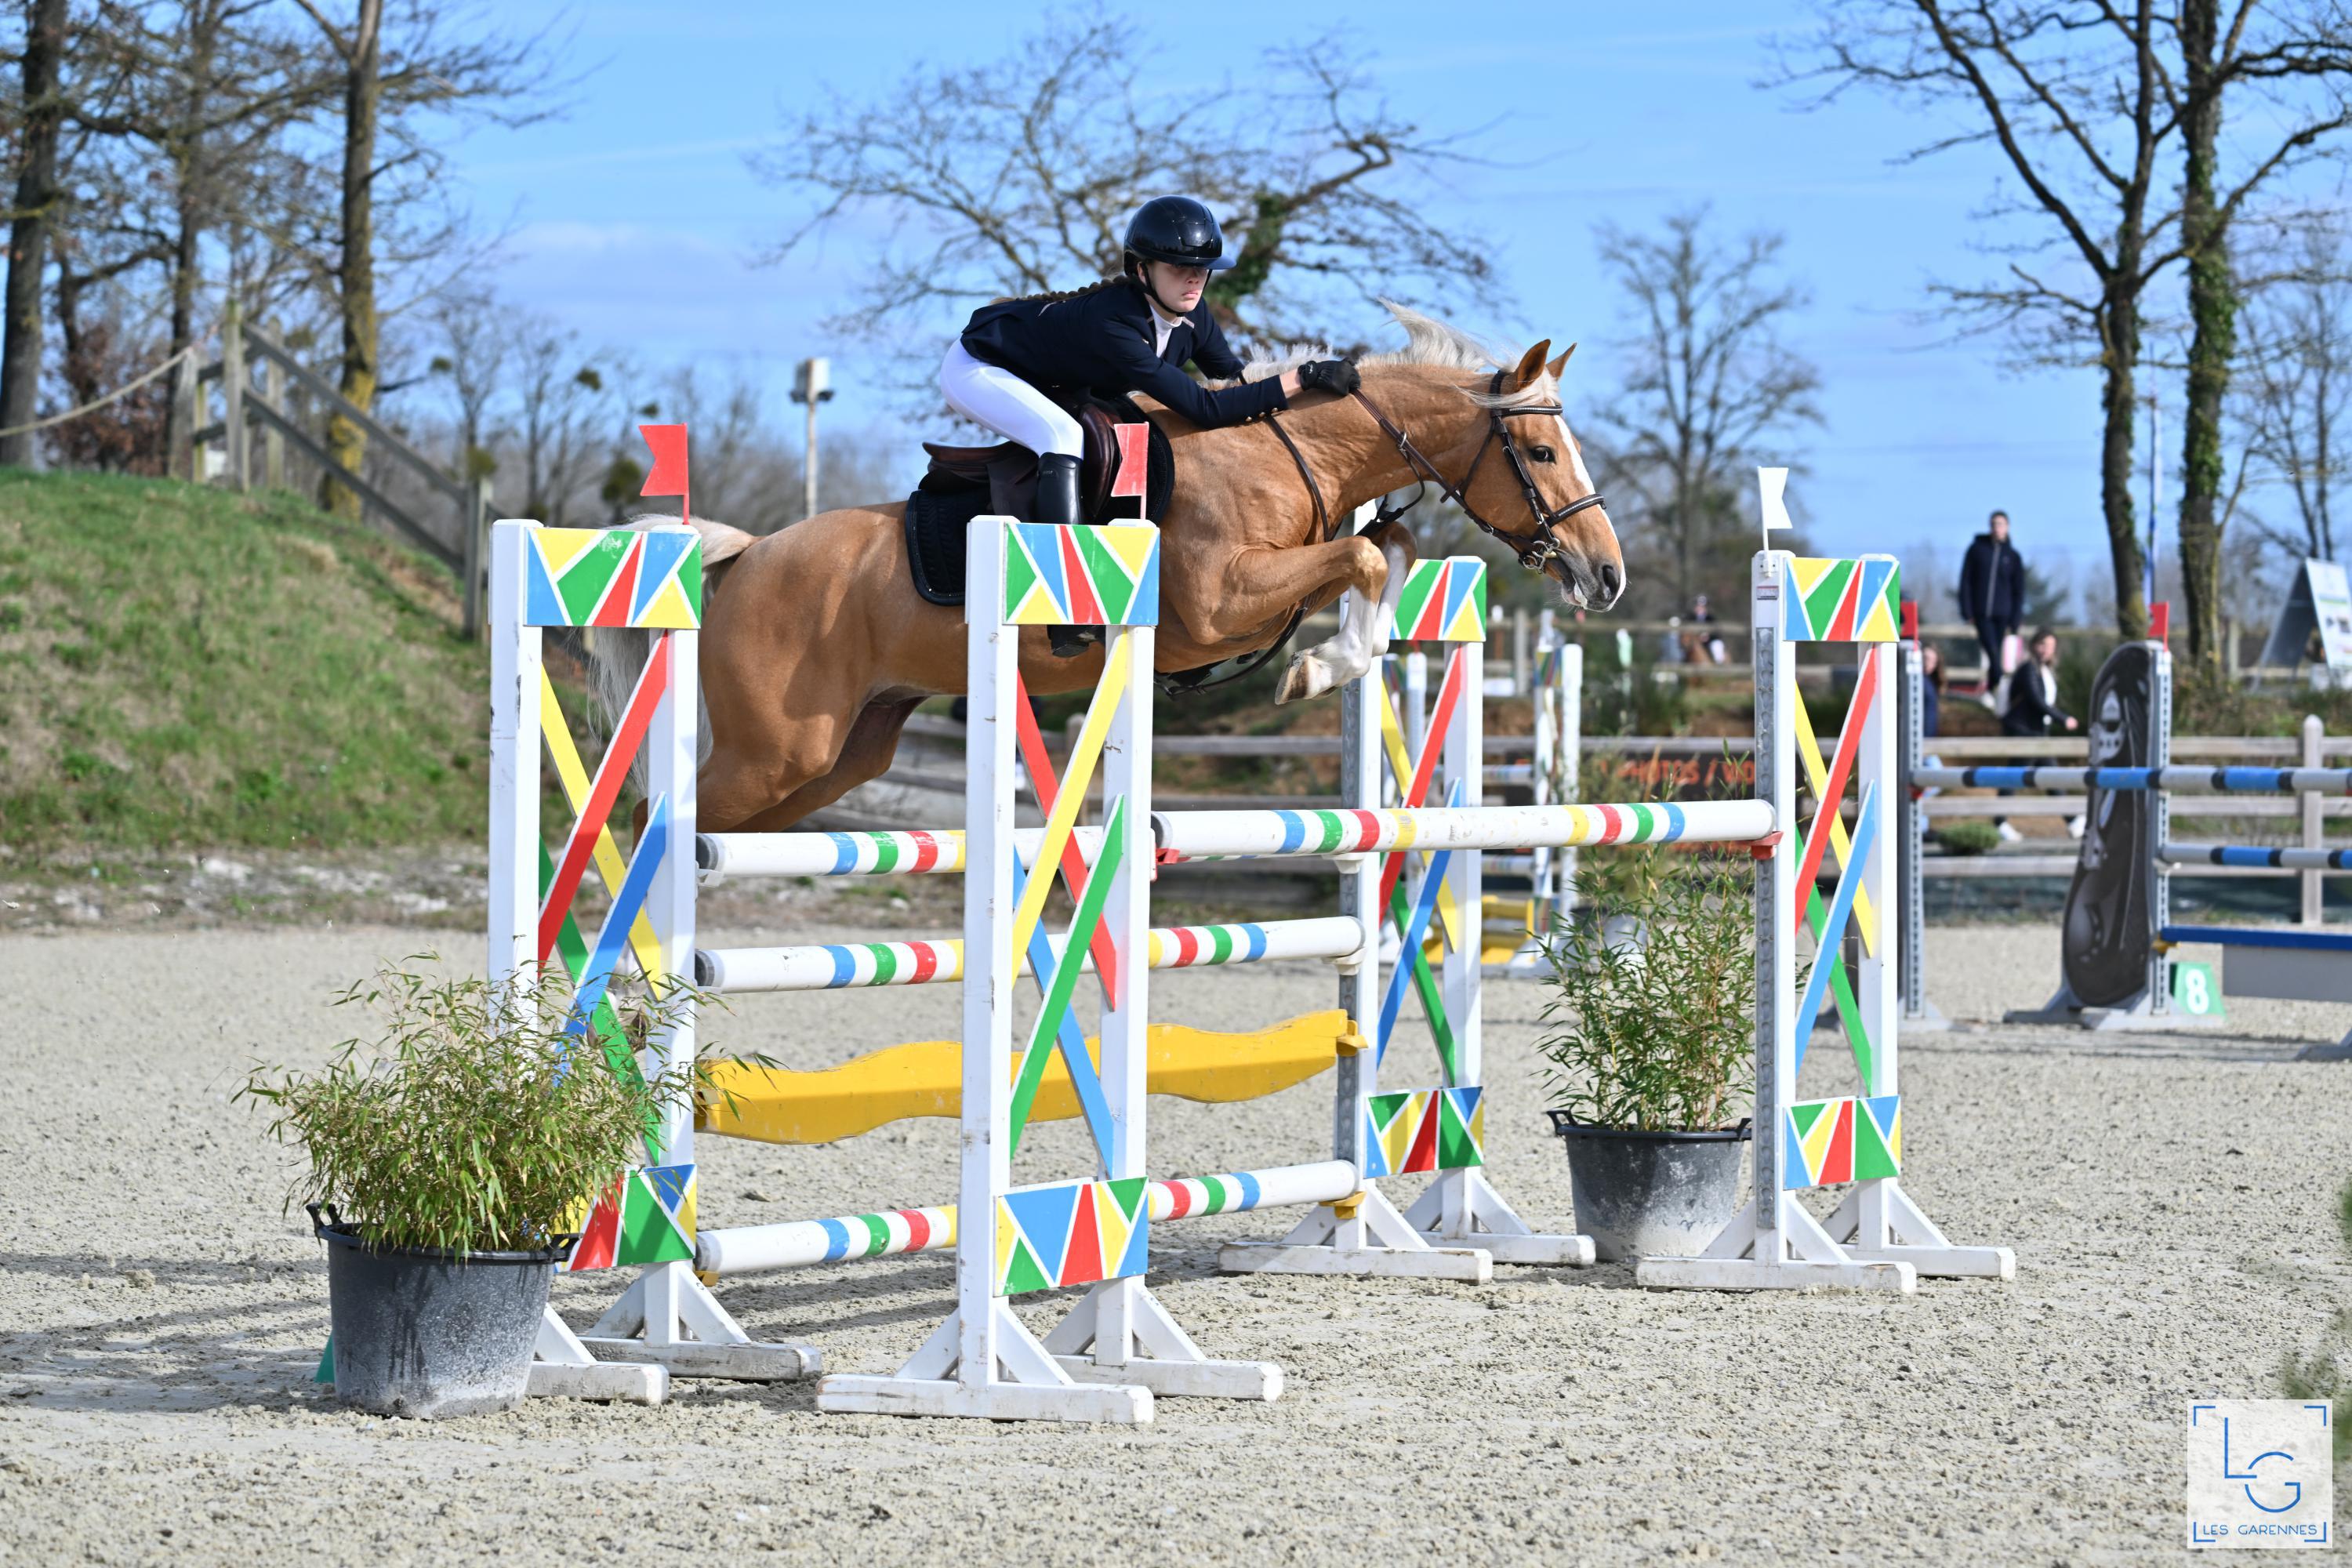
[{"x1": 1275, "y1": 652, "x2": 1332, "y2": 705}]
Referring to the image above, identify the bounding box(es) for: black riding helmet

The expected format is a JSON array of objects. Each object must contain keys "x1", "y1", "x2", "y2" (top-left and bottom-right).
[{"x1": 1123, "y1": 196, "x2": 1237, "y2": 275}]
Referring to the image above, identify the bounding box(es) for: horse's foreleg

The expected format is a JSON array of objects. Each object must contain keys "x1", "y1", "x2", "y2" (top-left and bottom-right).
[{"x1": 1261, "y1": 528, "x2": 1416, "y2": 705}]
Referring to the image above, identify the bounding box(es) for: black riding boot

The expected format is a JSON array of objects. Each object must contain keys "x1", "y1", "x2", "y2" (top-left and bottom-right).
[{"x1": 1035, "y1": 453, "x2": 1100, "y2": 658}]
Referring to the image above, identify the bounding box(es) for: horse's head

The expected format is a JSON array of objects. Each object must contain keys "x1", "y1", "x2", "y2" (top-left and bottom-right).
[{"x1": 1447, "y1": 340, "x2": 1624, "y2": 611}]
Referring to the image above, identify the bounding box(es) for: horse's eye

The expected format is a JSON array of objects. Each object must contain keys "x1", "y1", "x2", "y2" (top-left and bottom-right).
[{"x1": 1530, "y1": 445, "x2": 1556, "y2": 463}]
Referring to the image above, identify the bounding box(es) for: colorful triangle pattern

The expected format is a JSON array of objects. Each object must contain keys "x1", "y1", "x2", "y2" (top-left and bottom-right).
[
  {"x1": 563, "y1": 1163, "x2": 697, "y2": 1271},
  {"x1": 1782, "y1": 556, "x2": 1900, "y2": 643},
  {"x1": 1362, "y1": 1086, "x2": 1486, "y2": 1177},
  {"x1": 1387, "y1": 557, "x2": 1488, "y2": 643},
  {"x1": 524, "y1": 527, "x2": 702, "y2": 630},
  {"x1": 992, "y1": 1176, "x2": 1151, "y2": 1295},
  {"x1": 1002, "y1": 523, "x2": 1160, "y2": 627},
  {"x1": 1780, "y1": 1095, "x2": 1901, "y2": 1188}
]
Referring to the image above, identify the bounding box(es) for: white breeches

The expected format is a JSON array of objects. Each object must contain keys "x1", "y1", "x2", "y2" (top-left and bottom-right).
[{"x1": 939, "y1": 341, "x2": 1083, "y2": 458}]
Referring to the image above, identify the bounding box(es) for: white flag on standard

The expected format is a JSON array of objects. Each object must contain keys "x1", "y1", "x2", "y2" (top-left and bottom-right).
[{"x1": 1757, "y1": 466, "x2": 1792, "y2": 554}]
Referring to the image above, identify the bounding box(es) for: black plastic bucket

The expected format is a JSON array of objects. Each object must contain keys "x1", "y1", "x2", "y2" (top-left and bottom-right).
[
  {"x1": 312, "y1": 1206, "x2": 568, "y2": 1418},
  {"x1": 1545, "y1": 1113, "x2": 1752, "y2": 1262}
]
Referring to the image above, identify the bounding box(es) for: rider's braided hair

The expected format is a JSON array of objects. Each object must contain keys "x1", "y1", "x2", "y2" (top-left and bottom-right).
[{"x1": 987, "y1": 277, "x2": 1130, "y2": 307}]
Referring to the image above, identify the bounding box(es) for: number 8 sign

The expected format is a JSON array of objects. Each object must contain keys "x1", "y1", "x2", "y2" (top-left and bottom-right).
[{"x1": 2171, "y1": 960, "x2": 2225, "y2": 1020}]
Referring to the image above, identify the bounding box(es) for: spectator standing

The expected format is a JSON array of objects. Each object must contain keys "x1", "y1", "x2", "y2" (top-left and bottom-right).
[
  {"x1": 1956, "y1": 510, "x2": 2026, "y2": 702},
  {"x1": 1998, "y1": 627, "x2": 2082, "y2": 840}
]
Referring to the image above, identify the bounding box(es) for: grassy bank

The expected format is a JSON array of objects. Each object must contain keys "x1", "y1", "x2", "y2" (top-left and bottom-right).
[{"x1": 0, "y1": 470, "x2": 490, "y2": 851}]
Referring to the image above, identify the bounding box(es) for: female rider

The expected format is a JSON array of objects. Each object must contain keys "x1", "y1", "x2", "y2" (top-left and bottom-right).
[{"x1": 942, "y1": 195, "x2": 1359, "y2": 654}]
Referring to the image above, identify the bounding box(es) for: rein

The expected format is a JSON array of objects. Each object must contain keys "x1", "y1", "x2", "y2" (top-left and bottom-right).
[{"x1": 1162, "y1": 409, "x2": 1331, "y2": 697}]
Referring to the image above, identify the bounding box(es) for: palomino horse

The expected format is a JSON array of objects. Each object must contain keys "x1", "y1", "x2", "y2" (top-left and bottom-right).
[{"x1": 593, "y1": 307, "x2": 1624, "y2": 833}]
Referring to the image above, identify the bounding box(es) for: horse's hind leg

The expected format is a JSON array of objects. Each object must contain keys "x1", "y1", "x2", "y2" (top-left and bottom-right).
[
  {"x1": 1273, "y1": 524, "x2": 1417, "y2": 705},
  {"x1": 727, "y1": 698, "x2": 922, "y2": 833}
]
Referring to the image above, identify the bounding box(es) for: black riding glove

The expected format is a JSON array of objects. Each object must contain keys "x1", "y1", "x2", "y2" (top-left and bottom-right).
[{"x1": 1298, "y1": 358, "x2": 1361, "y2": 397}]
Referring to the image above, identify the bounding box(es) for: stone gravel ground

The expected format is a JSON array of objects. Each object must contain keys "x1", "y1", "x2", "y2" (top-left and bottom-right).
[{"x1": 2, "y1": 922, "x2": 2347, "y2": 1566}]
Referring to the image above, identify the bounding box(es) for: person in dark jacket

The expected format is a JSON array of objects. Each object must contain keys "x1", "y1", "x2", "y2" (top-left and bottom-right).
[
  {"x1": 1998, "y1": 627, "x2": 2081, "y2": 840},
  {"x1": 2000, "y1": 628, "x2": 2075, "y2": 739},
  {"x1": 1956, "y1": 510, "x2": 2027, "y2": 691},
  {"x1": 1918, "y1": 643, "x2": 1944, "y2": 739},
  {"x1": 944, "y1": 196, "x2": 1359, "y2": 655}
]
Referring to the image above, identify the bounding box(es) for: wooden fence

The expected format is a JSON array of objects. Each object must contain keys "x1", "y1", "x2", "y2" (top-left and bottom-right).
[{"x1": 173, "y1": 306, "x2": 494, "y2": 635}]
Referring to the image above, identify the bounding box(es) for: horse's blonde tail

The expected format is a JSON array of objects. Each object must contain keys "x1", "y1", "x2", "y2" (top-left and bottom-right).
[
  {"x1": 583, "y1": 513, "x2": 741, "y2": 793},
  {"x1": 581, "y1": 626, "x2": 715, "y2": 797}
]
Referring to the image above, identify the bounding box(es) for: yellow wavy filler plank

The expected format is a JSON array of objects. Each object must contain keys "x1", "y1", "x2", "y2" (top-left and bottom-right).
[
  {"x1": 539, "y1": 670, "x2": 663, "y2": 979},
  {"x1": 1788, "y1": 677, "x2": 1879, "y2": 955},
  {"x1": 697, "y1": 1010, "x2": 1349, "y2": 1146}
]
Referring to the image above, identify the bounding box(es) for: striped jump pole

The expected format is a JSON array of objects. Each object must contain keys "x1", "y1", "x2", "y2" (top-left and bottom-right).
[
  {"x1": 697, "y1": 825, "x2": 1109, "y2": 880},
  {"x1": 1152, "y1": 798, "x2": 1773, "y2": 859},
  {"x1": 2158, "y1": 843, "x2": 2352, "y2": 871},
  {"x1": 1914, "y1": 764, "x2": 2352, "y2": 794},
  {"x1": 697, "y1": 916, "x2": 1367, "y2": 994},
  {"x1": 697, "y1": 1160, "x2": 1359, "y2": 1277}
]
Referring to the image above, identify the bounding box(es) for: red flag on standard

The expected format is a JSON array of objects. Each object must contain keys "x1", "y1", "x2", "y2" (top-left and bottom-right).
[
  {"x1": 1110, "y1": 422, "x2": 1148, "y2": 503},
  {"x1": 639, "y1": 423, "x2": 690, "y2": 524}
]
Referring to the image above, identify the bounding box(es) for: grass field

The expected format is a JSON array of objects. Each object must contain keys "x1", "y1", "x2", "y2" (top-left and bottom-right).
[{"x1": 0, "y1": 470, "x2": 490, "y2": 852}]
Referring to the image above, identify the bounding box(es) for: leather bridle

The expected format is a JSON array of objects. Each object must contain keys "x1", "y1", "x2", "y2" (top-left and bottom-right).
[
  {"x1": 1351, "y1": 369, "x2": 1607, "y2": 575},
  {"x1": 1183, "y1": 369, "x2": 1606, "y2": 698}
]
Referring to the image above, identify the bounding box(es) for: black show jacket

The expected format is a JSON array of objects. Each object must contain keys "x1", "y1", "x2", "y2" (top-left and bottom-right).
[{"x1": 960, "y1": 279, "x2": 1288, "y2": 430}]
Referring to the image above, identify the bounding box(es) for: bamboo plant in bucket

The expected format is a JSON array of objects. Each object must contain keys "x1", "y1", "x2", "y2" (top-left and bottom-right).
[
  {"x1": 242, "y1": 964, "x2": 699, "y2": 1419},
  {"x1": 1538, "y1": 851, "x2": 1756, "y2": 1261}
]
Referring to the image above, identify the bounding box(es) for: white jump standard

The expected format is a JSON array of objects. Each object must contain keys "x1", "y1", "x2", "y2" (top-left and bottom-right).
[
  {"x1": 1639, "y1": 551, "x2": 2016, "y2": 1293},
  {"x1": 486, "y1": 520, "x2": 819, "y2": 1403},
  {"x1": 815, "y1": 518, "x2": 1287, "y2": 1422}
]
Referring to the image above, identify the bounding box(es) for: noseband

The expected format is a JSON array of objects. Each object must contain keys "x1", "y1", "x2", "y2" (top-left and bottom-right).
[{"x1": 1351, "y1": 371, "x2": 1606, "y2": 573}]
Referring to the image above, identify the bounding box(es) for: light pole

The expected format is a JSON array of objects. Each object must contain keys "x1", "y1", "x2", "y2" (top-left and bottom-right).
[
  {"x1": 789, "y1": 357, "x2": 834, "y2": 521},
  {"x1": 2145, "y1": 386, "x2": 2161, "y2": 614}
]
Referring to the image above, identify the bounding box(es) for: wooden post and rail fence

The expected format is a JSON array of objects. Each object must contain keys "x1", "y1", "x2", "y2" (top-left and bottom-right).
[{"x1": 170, "y1": 303, "x2": 495, "y2": 637}]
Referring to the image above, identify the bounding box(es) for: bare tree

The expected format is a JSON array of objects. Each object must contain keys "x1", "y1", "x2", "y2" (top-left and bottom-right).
[
  {"x1": 2174, "y1": 1, "x2": 2352, "y2": 677},
  {"x1": 291, "y1": 0, "x2": 563, "y2": 517},
  {"x1": 1788, "y1": 3, "x2": 2185, "y2": 641},
  {"x1": 753, "y1": 13, "x2": 1503, "y2": 398},
  {"x1": 423, "y1": 281, "x2": 501, "y2": 481},
  {"x1": 0, "y1": 0, "x2": 70, "y2": 466},
  {"x1": 1589, "y1": 209, "x2": 1824, "y2": 614},
  {"x1": 2229, "y1": 227, "x2": 2352, "y2": 563},
  {"x1": 63, "y1": 3, "x2": 347, "y2": 358},
  {"x1": 510, "y1": 317, "x2": 604, "y2": 527},
  {"x1": 1790, "y1": 2, "x2": 2352, "y2": 650}
]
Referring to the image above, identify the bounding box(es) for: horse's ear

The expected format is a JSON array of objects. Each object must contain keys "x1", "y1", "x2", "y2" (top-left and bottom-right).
[
  {"x1": 1510, "y1": 339, "x2": 1551, "y2": 390},
  {"x1": 1547, "y1": 344, "x2": 1575, "y2": 380}
]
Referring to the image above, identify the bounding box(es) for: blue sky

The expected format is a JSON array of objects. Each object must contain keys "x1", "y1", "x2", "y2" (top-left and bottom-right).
[{"x1": 442, "y1": 1, "x2": 2218, "y2": 613}]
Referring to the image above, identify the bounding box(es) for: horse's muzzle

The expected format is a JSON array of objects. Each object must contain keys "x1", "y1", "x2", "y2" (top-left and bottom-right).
[{"x1": 1550, "y1": 550, "x2": 1625, "y2": 612}]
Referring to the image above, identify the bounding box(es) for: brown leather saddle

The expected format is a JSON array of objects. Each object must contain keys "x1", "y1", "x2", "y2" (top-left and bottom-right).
[{"x1": 903, "y1": 392, "x2": 1174, "y2": 607}]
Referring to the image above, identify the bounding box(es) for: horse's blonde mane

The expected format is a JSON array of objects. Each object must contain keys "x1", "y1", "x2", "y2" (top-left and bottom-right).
[{"x1": 1232, "y1": 301, "x2": 1557, "y2": 408}]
